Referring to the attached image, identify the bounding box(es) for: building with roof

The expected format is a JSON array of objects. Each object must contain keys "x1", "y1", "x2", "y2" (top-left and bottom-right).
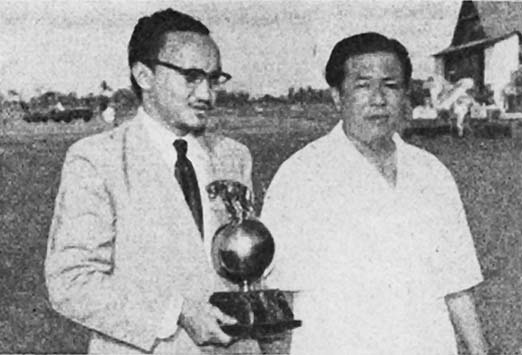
[{"x1": 433, "y1": 1, "x2": 522, "y2": 110}]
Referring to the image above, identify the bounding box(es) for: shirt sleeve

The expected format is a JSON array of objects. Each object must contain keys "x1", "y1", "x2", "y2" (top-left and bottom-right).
[
  {"x1": 45, "y1": 150, "x2": 182, "y2": 352},
  {"x1": 436, "y1": 167, "x2": 484, "y2": 296},
  {"x1": 260, "y1": 162, "x2": 309, "y2": 291}
]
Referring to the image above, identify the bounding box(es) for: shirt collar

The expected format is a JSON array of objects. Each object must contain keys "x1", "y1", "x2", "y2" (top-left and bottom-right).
[
  {"x1": 138, "y1": 106, "x2": 206, "y2": 164},
  {"x1": 329, "y1": 120, "x2": 404, "y2": 157},
  {"x1": 328, "y1": 121, "x2": 405, "y2": 189}
]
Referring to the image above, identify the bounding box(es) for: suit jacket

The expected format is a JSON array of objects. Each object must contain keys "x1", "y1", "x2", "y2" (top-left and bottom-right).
[{"x1": 45, "y1": 114, "x2": 259, "y2": 354}]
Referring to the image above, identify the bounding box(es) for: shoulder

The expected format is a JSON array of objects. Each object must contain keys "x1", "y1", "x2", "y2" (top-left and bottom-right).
[
  {"x1": 399, "y1": 137, "x2": 457, "y2": 186},
  {"x1": 265, "y1": 133, "x2": 333, "y2": 201},
  {"x1": 66, "y1": 119, "x2": 134, "y2": 162},
  {"x1": 273, "y1": 133, "x2": 332, "y2": 180},
  {"x1": 63, "y1": 120, "x2": 138, "y2": 177}
]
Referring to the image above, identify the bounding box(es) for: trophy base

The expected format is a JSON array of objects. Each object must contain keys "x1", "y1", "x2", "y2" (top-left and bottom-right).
[
  {"x1": 220, "y1": 320, "x2": 302, "y2": 339},
  {"x1": 209, "y1": 289, "x2": 301, "y2": 339}
]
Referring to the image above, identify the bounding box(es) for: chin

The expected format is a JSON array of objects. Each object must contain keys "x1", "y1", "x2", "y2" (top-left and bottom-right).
[{"x1": 179, "y1": 120, "x2": 207, "y2": 135}]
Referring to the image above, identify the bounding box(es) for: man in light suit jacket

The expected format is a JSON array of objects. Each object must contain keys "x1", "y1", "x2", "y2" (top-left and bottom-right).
[{"x1": 45, "y1": 8, "x2": 260, "y2": 354}]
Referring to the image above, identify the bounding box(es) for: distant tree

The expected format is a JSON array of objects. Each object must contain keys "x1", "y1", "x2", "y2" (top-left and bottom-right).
[
  {"x1": 37, "y1": 91, "x2": 61, "y2": 108},
  {"x1": 34, "y1": 86, "x2": 46, "y2": 97},
  {"x1": 287, "y1": 86, "x2": 329, "y2": 104},
  {"x1": 257, "y1": 94, "x2": 285, "y2": 104},
  {"x1": 64, "y1": 92, "x2": 79, "y2": 107},
  {"x1": 288, "y1": 87, "x2": 296, "y2": 103},
  {"x1": 100, "y1": 80, "x2": 113, "y2": 93},
  {"x1": 78, "y1": 93, "x2": 101, "y2": 110},
  {"x1": 215, "y1": 90, "x2": 250, "y2": 107}
]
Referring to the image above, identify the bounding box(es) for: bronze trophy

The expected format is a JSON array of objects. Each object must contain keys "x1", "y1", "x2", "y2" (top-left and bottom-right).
[{"x1": 206, "y1": 180, "x2": 301, "y2": 339}]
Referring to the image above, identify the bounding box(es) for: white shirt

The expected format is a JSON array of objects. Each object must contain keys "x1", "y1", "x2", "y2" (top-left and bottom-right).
[
  {"x1": 261, "y1": 122, "x2": 483, "y2": 355},
  {"x1": 139, "y1": 107, "x2": 214, "y2": 340}
]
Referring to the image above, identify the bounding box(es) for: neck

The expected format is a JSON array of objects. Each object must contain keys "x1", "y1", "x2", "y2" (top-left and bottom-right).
[
  {"x1": 346, "y1": 132, "x2": 396, "y2": 162},
  {"x1": 345, "y1": 132, "x2": 398, "y2": 187},
  {"x1": 141, "y1": 101, "x2": 189, "y2": 137}
]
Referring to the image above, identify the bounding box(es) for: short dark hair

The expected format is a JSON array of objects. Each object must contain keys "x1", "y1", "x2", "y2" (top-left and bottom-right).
[
  {"x1": 128, "y1": 8, "x2": 210, "y2": 100},
  {"x1": 325, "y1": 32, "x2": 412, "y2": 90}
]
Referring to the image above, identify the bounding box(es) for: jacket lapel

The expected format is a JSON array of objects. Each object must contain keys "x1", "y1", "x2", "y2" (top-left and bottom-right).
[
  {"x1": 196, "y1": 135, "x2": 233, "y2": 232},
  {"x1": 124, "y1": 118, "x2": 198, "y2": 231},
  {"x1": 121, "y1": 118, "x2": 215, "y2": 299}
]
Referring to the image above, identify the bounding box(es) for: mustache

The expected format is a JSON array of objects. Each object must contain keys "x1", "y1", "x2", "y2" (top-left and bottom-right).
[
  {"x1": 189, "y1": 100, "x2": 213, "y2": 111},
  {"x1": 367, "y1": 114, "x2": 389, "y2": 120}
]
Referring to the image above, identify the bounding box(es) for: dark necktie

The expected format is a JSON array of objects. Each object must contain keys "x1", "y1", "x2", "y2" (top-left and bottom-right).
[{"x1": 173, "y1": 139, "x2": 203, "y2": 238}]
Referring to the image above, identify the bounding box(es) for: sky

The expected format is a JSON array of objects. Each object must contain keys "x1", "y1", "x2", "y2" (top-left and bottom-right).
[{"x1": 0, "y1": 0, "x2": 462, "y2": 98}]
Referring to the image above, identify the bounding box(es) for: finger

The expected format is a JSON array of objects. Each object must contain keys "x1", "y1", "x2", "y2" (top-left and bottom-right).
[
  {"x1": 212, "y1": 327, "x2": 234, "y2": 345},
  {"x1": 200, "y1": 324, "x2": 234, "y2": 347},
  {"x1": 212, "y1": 306, "x2": 238, "y2": 325},
  {"x1": 202, "y1": 335, "x2": 233, "y2": 347}
]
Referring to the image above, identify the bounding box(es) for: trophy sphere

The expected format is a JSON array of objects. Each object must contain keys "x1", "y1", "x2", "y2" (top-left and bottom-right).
[{"x1": 211, "y1": 219, "x2": 275, "y2": 286}]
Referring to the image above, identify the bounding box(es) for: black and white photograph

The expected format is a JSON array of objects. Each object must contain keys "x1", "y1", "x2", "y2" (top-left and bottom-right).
[{"x1": 1, "y1": 0, "x2": 522, "y2": 354}]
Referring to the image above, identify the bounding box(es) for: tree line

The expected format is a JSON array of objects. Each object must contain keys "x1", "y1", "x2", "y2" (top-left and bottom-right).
[{"x1": 1, "y1": 79, "x2": 434, "y2": 124}]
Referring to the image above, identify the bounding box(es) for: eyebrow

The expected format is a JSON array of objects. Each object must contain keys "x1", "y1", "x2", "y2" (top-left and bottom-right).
[{"x1": 354, "y1": 75, "x2": 401, "y2": 81}]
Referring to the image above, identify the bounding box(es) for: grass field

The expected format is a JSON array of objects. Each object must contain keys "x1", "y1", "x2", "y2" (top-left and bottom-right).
[{"x1": 2, "y1": 103, "x2": 522, "y2": 354}]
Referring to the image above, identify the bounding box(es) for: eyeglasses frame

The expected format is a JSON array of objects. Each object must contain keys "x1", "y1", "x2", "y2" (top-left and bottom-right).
[{"x1": 144, "y1": 59, "x2": 232, "y2": 88}]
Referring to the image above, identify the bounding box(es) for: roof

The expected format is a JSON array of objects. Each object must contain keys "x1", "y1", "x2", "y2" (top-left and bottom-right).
[
  {"x1": 434, "y1": 1, "x2": 522, "y2": 57},
  {"x1": 433, "y1": 31, "x2": 519, "y2": 57}
]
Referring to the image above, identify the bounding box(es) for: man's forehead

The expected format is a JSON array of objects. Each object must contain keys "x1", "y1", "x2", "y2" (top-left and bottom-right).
[
  {"x1": 159, "y1": 31, "x2": 219, "y2": 61},
  {"x1": 344, "y1": 51, "x2": 403, "y2": 78}
]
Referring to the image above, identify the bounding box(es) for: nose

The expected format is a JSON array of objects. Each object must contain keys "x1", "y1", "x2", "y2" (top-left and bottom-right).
[
  {"x1": 192, "y1": 78, "x2": 213, "y2": 103},
  {"x1": 370, "y1": 83, "x2": 387, "y2": 106}
]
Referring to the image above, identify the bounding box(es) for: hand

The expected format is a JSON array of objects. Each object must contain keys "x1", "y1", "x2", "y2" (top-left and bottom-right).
[{"x1": 178, "y1": 298, "x2": 237, "y2": 346}]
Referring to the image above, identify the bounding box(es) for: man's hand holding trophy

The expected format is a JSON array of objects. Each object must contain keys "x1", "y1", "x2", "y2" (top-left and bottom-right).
[{"x1": 206, "y1": 180, "x2": 301, "y2": 339}]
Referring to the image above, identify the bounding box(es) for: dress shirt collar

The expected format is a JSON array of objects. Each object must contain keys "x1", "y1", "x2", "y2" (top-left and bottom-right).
[
  {"x1": 138, "y1": 107, "x2": 207, "y2": 167},
  {"x1": 329, "y1": 121, "x2": 403, "y2": 189},
  {"x1": 330, "y1": 120, "x2": 403, "y2": 155},
  {"x1": 138, "y1": 107, "x2": 217, "y2": 262}
]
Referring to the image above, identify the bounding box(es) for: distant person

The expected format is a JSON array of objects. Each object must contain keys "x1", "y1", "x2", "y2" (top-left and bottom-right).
[
  {"x1": 424, "y1": 75, "x2": 447, "y2": 109},
  {"x1": 261, "y1": 32, "x2": 487, "y2": 355},
  {"x1": 453, "y1": 94, "x2": 474, "y2": 137},
  {"x1": 45, "y1": 8, "x2": 259, "y2": 354},
  {"x1": 412, "y1": 96, "x2": 438, "y2": 120},
  {"x1": 99, "y1": 81, "x2": 115, "y2": 125},
  {"x1": 54, "y1": 101, "x2": 65, "y2": 112}
]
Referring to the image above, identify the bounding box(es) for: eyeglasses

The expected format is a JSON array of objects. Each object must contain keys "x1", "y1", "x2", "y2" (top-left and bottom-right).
[{"x1": 146, "y1": 59, "x2": 232, "y2": 88}]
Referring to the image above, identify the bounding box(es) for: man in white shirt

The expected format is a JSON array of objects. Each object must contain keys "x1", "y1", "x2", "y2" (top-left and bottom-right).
[
  {"x1": 45, "y1": 9, "x2": 259, "y2": 354},
  {"x1": 261, "y1": 32, "x2": 488, "y2": 355}
]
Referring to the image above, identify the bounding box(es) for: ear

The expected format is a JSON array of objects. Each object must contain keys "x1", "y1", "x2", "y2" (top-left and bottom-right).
[
  {"x1": 330, "y1": 87, "x2": 342, "y2": 111},
  {"x1": 131, "y1": 62, "x2": 154, "y2": 94},
  {"x1": 404, "y1": 82, "x2": 412, "y2": 98},
  {"x1": 403, "y1": 83, "x2": 412, "y2": 115},
  {"x1": 403, "y1": 98, "x2": 412, "y2": 120}
]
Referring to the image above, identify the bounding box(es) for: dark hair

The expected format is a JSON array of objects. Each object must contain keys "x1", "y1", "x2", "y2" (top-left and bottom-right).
[
  {"x1": 325, "y1": 32, "x2": 412, "y2": 90},
  {"x1": 128, "y1": 8, "x2": 210, "y2": 100}
]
